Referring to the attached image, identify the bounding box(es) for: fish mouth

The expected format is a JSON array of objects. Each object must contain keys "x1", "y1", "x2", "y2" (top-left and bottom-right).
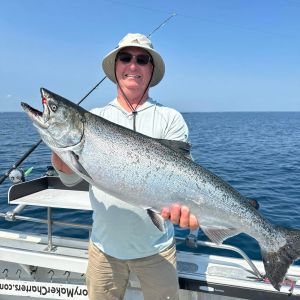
[{"x1": 21, "y1": 90, "x2": 50, "y2": 129}]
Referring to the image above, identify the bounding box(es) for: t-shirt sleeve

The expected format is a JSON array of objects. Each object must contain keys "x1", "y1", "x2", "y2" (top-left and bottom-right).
[{"x1": 163, "y1": 110, "x2": 189, "y2": 142}]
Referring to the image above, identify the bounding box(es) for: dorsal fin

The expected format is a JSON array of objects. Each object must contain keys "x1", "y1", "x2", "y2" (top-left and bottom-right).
[
  {"x1": 68, "y1": 151, "x2": 93, "y2": 181},
  {"x1": 157, "y1": 139, "x2": 192, "y2": 159}
]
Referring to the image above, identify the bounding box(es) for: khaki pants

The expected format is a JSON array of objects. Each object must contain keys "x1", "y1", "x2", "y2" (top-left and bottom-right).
[{"x1": 86, "y1": 241, "x2": 179, "y2": 300}]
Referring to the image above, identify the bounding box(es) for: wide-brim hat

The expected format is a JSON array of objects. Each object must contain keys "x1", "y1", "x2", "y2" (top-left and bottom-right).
[{"x1": 102, "y1": 33, "x2": 165, "y2": 87}]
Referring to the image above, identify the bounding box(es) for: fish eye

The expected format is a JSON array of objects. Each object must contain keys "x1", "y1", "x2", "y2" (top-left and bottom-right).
[{"x1": 50, "y1": 104, "x2": 58, "y2": 112}]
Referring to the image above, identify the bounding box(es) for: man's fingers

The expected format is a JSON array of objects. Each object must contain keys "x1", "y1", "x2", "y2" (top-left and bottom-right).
[
  {"x1": 170, "y1": 204, "x2": 181, "y2": 225},
  {"x1": 179, "y1": 205, "x2": 190, "y2": 228},
  {"x1": 161, "y1": 204, "x2": 200, "y2": 230},
  {"x1": 161, "y1": 207, "x2": 170, "y2": 219},
  {"x1": 189, "y1": 214, "x2": 199, "y2": 230}
]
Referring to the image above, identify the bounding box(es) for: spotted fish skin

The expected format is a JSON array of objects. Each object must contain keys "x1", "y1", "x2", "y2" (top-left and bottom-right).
[{"x1": 21, "y1": 87, "x2": 300, "y2": 291}]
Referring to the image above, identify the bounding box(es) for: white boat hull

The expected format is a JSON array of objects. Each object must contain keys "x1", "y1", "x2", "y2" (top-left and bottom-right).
[{"x1": 1, "y1": 229, "x2": 300, "y2": 300}]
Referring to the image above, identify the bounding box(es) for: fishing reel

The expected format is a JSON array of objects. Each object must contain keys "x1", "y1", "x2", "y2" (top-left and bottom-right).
[
  {"x1": 8, "y1": 168, "x2": 25, "y2": 184},
  {"x1": 8, "y1": 166, "x2": 34, "y2": 184}
]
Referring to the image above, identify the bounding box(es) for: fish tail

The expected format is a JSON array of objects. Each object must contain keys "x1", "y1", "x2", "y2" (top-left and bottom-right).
[{"x1": 261, "y1": 227, "x2": 300, "y2": 291}]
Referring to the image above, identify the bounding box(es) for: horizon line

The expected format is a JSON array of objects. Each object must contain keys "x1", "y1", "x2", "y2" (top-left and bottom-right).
[{"x1": 1, "y1": 110, "x2": 300, "y2": 114}]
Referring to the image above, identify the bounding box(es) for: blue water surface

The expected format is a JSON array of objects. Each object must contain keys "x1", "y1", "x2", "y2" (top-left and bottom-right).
[{"x1": 0, "y1": 112, "x2": 299, "y2": 263}]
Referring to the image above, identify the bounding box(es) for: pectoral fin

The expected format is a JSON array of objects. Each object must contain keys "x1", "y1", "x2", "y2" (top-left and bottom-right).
[
  {"x1": 68, "y1": 151, "x2": 93, "y2": 181},
  {"x1": 146, "y1": 208, "x2": 165, "y2": 232}
]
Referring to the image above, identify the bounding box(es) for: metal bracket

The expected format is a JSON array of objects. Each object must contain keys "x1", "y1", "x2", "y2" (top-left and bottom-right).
[
  {"x1": 48, "y1": 270, "x2": 55, "y2": 283},
  {"x1": 16, "y1": 269, "x2": 22, "y2": 280},
  {"x1": 5, "y1": 204, "x2": 27, "y2": 221},
  {"x1": 185, "y1": 229, "x2": 199, "y2": 248},
  {"x1": 63, "y1": 271, "x2": 70, "y2": 283},
  {"x1": 2, "y1": 269, "x2": 8, "y2": 279}
]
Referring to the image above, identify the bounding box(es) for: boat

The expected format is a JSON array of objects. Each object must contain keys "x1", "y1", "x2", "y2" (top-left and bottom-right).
[{"x1": 0, "y1": 172, "x2": 300, "y2": 299}]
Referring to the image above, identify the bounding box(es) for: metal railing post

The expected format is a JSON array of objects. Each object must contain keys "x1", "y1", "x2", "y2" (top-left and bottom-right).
[{"x1": 47, "y1": 207, "x2": 53, "y2": 251}]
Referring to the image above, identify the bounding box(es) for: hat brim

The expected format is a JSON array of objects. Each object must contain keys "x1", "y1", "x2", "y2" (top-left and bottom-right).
[{"x1": 102, "y1": 44, "x2": 165, "y2": 87}]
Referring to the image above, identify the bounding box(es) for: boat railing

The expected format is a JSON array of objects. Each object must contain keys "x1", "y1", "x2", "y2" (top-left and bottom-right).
[
  {"x1": 176, "y1": 235, "x2": 264, "y2": 279},
  {"x1": 0, "y1": 205, "x2": 92, "y2": 251}
]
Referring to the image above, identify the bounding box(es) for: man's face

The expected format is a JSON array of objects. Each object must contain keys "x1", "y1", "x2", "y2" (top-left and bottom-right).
[{"x1": 115, "y1": 47, "x2": 153, "y2": 93}]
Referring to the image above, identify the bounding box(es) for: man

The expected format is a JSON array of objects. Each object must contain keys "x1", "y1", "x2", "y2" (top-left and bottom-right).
[{"x1": 52, "y1": 33, "x2": 198, "y2": 300}]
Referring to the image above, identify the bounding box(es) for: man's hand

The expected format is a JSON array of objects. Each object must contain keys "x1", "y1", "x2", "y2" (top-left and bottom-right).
[{"x1": 161, "y1": 204, "x2": 199, "y2": 230}]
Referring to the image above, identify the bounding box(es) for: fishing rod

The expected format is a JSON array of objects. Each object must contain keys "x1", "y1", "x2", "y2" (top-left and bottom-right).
[
  {"x1": 0, "y1": 12, "x2": 177, "y2": 186},
  {"x1": 147, "y1": 12, "x2": 177, "y2": 38},
  {"x1": 0, "y1": 78, "x2": 106, "y2": 185}
]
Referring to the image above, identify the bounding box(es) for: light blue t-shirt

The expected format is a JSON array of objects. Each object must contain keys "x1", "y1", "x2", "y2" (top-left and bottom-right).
[{"x1": 57, "y1": 97, "x2": 189, "y2": 259}]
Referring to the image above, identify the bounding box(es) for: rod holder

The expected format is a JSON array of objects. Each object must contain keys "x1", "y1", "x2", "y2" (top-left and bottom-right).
[{"x1": 5, "y1": 204, "x2": 27, "y2": 221}]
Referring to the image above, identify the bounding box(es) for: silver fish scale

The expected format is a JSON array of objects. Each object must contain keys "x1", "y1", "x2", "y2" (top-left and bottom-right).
[
  {"x1": 76, "y1": 113, "x2": 286, "y2": 251},
  {"x1": 80, "y1": 115, "x2": 199, "y2": 205}
]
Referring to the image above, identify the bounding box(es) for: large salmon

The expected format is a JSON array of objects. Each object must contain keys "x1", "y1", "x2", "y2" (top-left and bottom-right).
[{"x1": 21, "y1": 88, "x2": 300, "y2": 291}]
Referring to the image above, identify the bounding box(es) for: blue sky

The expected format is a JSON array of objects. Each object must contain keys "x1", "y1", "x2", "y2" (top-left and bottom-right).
[{"x1": 1, "y1": 0, "x2": 299, "y2": 112}]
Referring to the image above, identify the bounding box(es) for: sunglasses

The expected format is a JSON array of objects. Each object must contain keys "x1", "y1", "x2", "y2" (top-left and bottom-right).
[{"x1": 116, "y1": 52, "x2": 152, "y2": 66}]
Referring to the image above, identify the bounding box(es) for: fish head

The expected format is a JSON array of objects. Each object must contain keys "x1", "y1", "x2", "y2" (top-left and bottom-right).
[{"x1": 21, "y1": 88, "x2": 85, "y2": 149}]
